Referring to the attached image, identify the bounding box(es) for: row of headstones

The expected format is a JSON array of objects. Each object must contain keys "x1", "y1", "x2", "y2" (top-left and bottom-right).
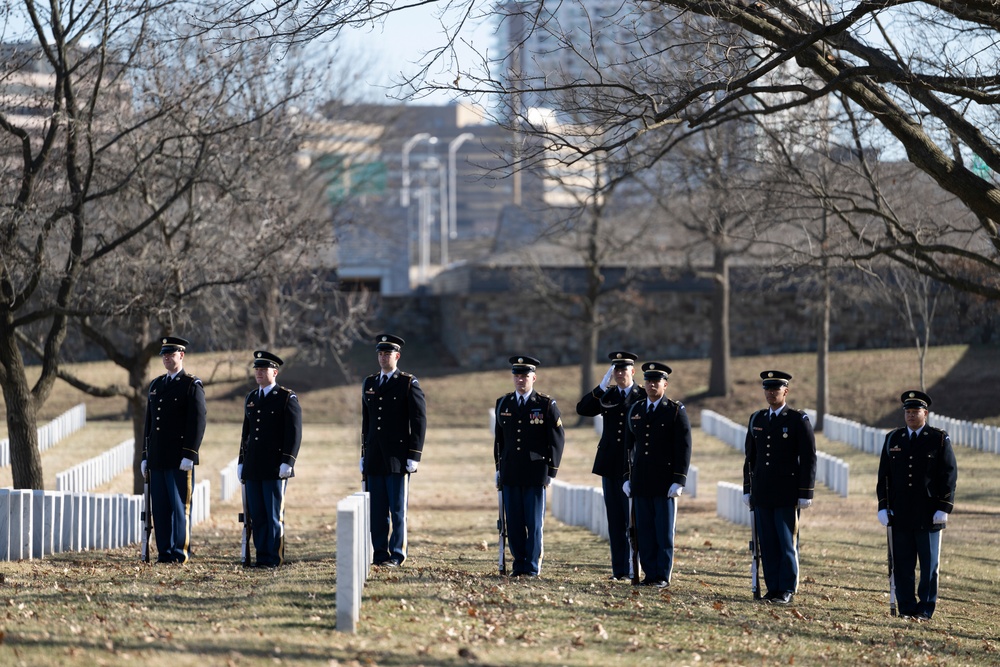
[
  {"x1": 55, "y1": 439, "x2": 135, "y2": 492},
  {"x1": 780, "y1": 410, "x2": 999, "y2": 456},
  {"x1": 700, "y1": 410, "x2": 850, "y2": 498},
  {"x1": 928, "y1": 412, "x2": 998, "y2": 454},
  {"x1": 220, "y1": 458, "x2": 239, "y2": 501},
  {"x1": 0, "y1": 480, "x2": 211, "y2": 561},
  {"x1": 335, "y1": 491, "x2": 372, "y2": 634},
  {"x1": 0, "y1": 404, "x2": 87, "y2": 468},
  {"x1": 549, "y1": 468, "x2": 700, "y2": 538}
]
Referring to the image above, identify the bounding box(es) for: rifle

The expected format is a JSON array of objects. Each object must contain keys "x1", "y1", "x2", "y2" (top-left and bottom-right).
[
  {"x1": 140, "y1": 469, "x2": 152, "y2": 563},
  {"x1": 886, "y1": 520, "x2": 897, "y2": 616},
  {"x1": 239, "y1": 481, "x2": 253, "y2": 566},
  {"x1": 497, "y1": 481, "x2": 507, "y2": 575},
  {"x1": 749, "y1": 505, "x2": 762, "y2": 600},
  {"x1": 628, "y1": 494, "x2": 640, "y2": 585}
]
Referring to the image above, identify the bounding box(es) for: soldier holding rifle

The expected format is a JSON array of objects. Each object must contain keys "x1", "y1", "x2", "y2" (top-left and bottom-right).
[
  {"x1": 742, "y1": 370, "x2": 816, "y2": 606},
  {"x1": 141, "y1": 336, "x2": 206, "y2": 564},
  {"x1": 877, "y1": 390, "x2": 957, "y2": 620},
  {"x1": 622, "y1": 362, "x2": 691, "y2": 588},
  {"x1": 494, "y1": 355, "x2": 565, "y2": 578},
  {"x1": 361, "y1": 334, "x2": 427, "y2": 568},
  {"x1": 239, "y1": 351, "x2": 302, "y2": 568},
  {"x1": 576, "y1": 350, "x2": 645, "y2": 581}
]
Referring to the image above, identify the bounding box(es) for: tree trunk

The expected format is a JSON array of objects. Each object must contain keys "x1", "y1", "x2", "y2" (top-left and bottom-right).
[
  {"x1": 0, "y1": 327, "x2": 43, "y2": 489},
  {"x1": 816, "y1": 261, "x2": 831, "y2": 432},
  {"x1": 708, "y1": 250, "x2": 731, "y2": 397},
  {"x1": 130, "y1": 361, "x2": 149, "y2": 495},
  {"x1": 578, "y1": 317, "x2": 598, "y2": 426}
]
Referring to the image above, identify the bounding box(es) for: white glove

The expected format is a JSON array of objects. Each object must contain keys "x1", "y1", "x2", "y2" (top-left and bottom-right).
[
  {"x1": 544, "y1": 476, "x2": 552, "y2": 488},
  {"x1": 406, "y1": 459, "x2": 418, "y2": 473},
  {"x1": 278, "y1": 463, "x2": 293, "y2": 479},
  {"x1": 359, "y1": 459, "x2": 364, "y2": 474},
  {"x1": 668, "y1": 483, "x2": 683, "y2": 498},
  {"x1": 599, "y1": 365, "x2": 615, "y2": 390},
  {"x1": 933, "y1": 510, "x2": 948, "y2": 525},
  {"x1": 495, "y1": 471, "x2": 500, "y2": 489},
  {"x1": 237, "y1": 463, "x2": 243, "y2": 480},
  {"x1": 622, "y1": 480, "x2": 631, "y2": 498},
  {"x1": 179, "y1": 458, "x2": 194, "y2": 471},
  {"x1": 878, "y1": 509, "x2": 889, "y2": 527},
  {"x1": 742, "y1": 493, "x2": 750, "y2": 508},
  {"x1": 140, "y1": 460, "x2": 147, "y2": 476},
  {"x1": 797, "y1": 498, "x2": 812, "y2": 509}
]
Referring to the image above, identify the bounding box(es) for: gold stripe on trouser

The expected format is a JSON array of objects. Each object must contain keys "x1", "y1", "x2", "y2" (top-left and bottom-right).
[
  {"x1": 180, "y1": 468, "x2": 193, "y2": 564},
  {"x1": 538, "y1": 488, "x2": 547, "y2": 575},
  {"x1": 400, "y1": 473, "x2": 409, "y2": 560},
  {"x1": 792, "y1": 508, "x2": 801, "y2": 592},
  {"x1": 278, "y1": 478, "x2": 288, "y2": 565},
  {"x1": 665, "y1": 497, "x2": 678, "y2": 583}
]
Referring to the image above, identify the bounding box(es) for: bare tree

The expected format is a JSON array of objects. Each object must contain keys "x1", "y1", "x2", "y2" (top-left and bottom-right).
[
  {"x1": 644, "y1": 118, "x2": 769, "y2": 397},
  {"x1": 0, "y1": 2, "x2": 366, "y2": 489},
  {"x1": 507, "y1": 155, "x2": 652, "y2": 418}
]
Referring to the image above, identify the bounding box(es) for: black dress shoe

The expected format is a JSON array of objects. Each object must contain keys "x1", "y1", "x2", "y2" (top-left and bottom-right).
[
  {"x1": 384, "y1": 559, "x2": 401, "y2": 568},
  {"x1": 609, "y1": 575, "x2": 627, "y2": 581},
  {"x1": 772, "y1": 592, "x2": 794, "y2": 605}
]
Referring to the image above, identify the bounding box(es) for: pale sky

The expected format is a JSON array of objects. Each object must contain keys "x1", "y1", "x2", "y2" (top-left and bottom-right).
[{"x1": 339, "y1": 3, "x2": 499, "y2": 105}]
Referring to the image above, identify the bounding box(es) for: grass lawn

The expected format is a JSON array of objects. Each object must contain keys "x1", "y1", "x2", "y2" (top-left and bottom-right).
[{"x1": 0, "y1": 345, "x2": 998, "y2": 665}]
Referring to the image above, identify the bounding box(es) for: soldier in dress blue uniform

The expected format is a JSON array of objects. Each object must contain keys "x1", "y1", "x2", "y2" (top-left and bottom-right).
[
  {"x1": 876, "y1": 390, "x2": 957, "y2": 620},
  {"x1": 576, "y1": 350, "x2": 646, "y2": 580},
  {"x1": 742, "y1": 370, "x2": 816, "y2": 605},
  {"x1": 361, "y1": 334, "x2": 427, "y2": 567},
  {"x1": 621, "y1": 362, "x2": 692, "y2": 587},
  {"x1": 238, "y1": 350, "x2": 302, "y2": 568},
  {"x1": 494, "y1": 355, "x2": 565, "y2": 577},
  {"x1": 141, "y1": 336, "x2": 207, "y2": 564}
]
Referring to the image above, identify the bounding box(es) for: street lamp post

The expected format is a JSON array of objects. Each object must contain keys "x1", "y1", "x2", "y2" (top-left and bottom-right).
[
  {"x1": 400, "y1": 133, "x2": 431, "y2": 207},
  {"x1": 448, "y1": 133, "x2": 475, "y2": 243}
]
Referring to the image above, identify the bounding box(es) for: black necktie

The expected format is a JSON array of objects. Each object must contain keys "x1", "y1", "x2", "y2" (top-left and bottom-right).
[
  {"x1": 519, "y1": 396, "x2": 525, "y2": 407},
  {"x1": 258, "y1": 389, "x2": 264, "y2": 401},
  {"x1": 910, "y1": 431, "x2": 916, "y2": 442},
  {"x1": 165, "y1": 375, "x2": 171, "y2": 385},
  {"x1": 620, "y1": 389, "x2": 626, "y2": 399},
  {"x1": 380, "y1": 375, "x2": 387, "y2": 387}
]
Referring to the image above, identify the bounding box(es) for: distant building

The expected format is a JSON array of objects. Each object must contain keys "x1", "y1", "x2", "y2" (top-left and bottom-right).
[{"x1": 305, "y1": 101, "x2": 552, "y2": 295}]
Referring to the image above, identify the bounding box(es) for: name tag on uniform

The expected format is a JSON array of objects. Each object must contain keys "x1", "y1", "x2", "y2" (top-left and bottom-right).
[{"x1": 500, "y1": 411, "x2": 512, "y2": 417}]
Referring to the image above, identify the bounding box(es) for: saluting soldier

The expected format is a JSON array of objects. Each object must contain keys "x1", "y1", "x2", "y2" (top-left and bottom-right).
[
  {"x1": 238, "y1": 350, "x2": 302, "y2": 568},
  {"x1": 142, "y1": 336, "x2": 207, "y2": 564},
  {"x1": 361, "y1": 334, "x2": 427, "y2": 567},
  {"x1": 576, "y1": 350, "x2": 646, "y2": 580},
  {"x1": 622, "y1": 362, "x2": 692, "y2": 587},
  {"x1": 742, "y1": 370, "x2": 817, "y2": 605},
  {"x1": 494, "y1": 355, "x2": 565, "y2": 577},
  {"x1": 877, "y1": 390, "x2": 957, "y2": 620}
]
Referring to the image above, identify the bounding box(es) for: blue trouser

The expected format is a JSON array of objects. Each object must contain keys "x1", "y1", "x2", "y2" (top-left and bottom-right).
[
  {"x1": 757, "y1": 505, "x2": 800, "y2": 595},
  {"x1": 634, "y1": 495, "x2": 677, "y2": 583},
  {"x1": 149, "y1": 467, "x2": 193, "y2": 563},
  {"x1": 602, "y1": 476, "x2": 630, "y2": 577},
  {"x1": 892, "y1": 527, "x2": 942, "y2": 617},
  {"x1": 368, "y1": 473, "x2": 409, "y2": 564},
  {"x1": 245, "y1": 479, "x2": 288, "y2": 567},
  {"x1": 503, "y1": 485, "x2": 546, "y2": 576}
]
